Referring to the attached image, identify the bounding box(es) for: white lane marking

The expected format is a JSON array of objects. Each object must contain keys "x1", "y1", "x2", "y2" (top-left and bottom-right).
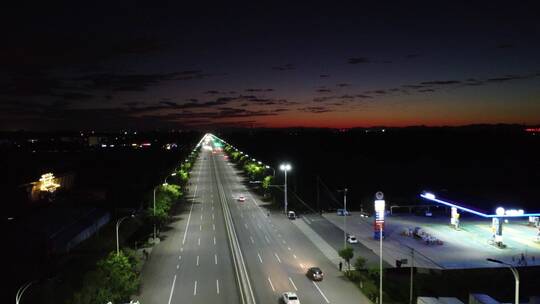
[
  {"x1": 304, "y1": 216, "x2": 312, "y2": 224},
  {"x1": 182, "y1": 203, "x2": 194, "y2": 245},
  {"x1": 200, "y1": 214, "x2": 203, "y2": 220},
  {"x1": 288, "y1": 277, "x2": 298, "y2": 291},
  {"x1": 168, "y1": 275, "x2": 177, "y2": 304},
  {"x1": 193, "y1": 280, "x2": 198, "y2": 296},
  {"x1": 212, "y1": 214, "x2": 215, "y2": 220},
  {"x1": 178, "y1": 255, "x2": 182, "y2": 260},
  {"x1": 216, "y1": 279, "x2": 220, "y2": 294},
  {"x1": 313, "y1": 281, "x2": 330, "y2": 303},
  {"x1": 198, "y1": 237, "x2": 201, "y2": 246},
  {"x1": 213, "y1": 223, "x2": 216, "y2": 231},
  {"x1": 257, "y1": 224, "x2": 262, "y2": 229},
  {"x1": 267, "y1": 277, "x2": 275, "y2": 292},
  {"x1": 244, "y1": 223, "x2": 248, "y2": 229},
  {"x1": 214, "y1": 236, "x2": 216, "y2": 245},
  {"x1": 215, "y1": 254, "x2": 218, "y2": 265},
  {"x1": 274, "y1": 253, "x2": 282, "y2": 263},
  {"x1": 288, "y1": 247, "x2": 291, "y2": 251},
  {"x1": 196, "y1": 255, "x2": 199, "y2": 266},
  {"x1": 293, "y1": 254, "x2": 297, "y2": 259},
  {"x1": 250, "y1": 236, "x2": 255, "y2": 244},
  {"x1": 212, "y1": 206, "x2": 214, "y2": 211},
  {"x1": 176, "y1": 264, "x2": 179, "y2": 269},
  {"x1": 265, "y1": 235, "x2": 270, "y2": 244},
  {"x1": 181, "y1": 247, "x2": 184, "y2": 252},
  {"x1": 200, "y1": 224, "x2": 202, "y2": 231},
  {"x1": 282, "y1": 240, "x2": 286, "y2": 244},
  {"x1": 240, "y1": 213, "x2": 244, "y2": 218},
  {"x1": 257, "y1": 253, "x2": 263, "y2": 264}
]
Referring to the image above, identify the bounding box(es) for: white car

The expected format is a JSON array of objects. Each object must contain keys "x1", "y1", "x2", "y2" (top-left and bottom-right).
[
  {"x1": 282, "y1": 292, "x2": 300, "y2": 304},
  {"x1": 237, "y1": 195, "x2": 246, "y2": 202},
  {"x1": 347, "y1": 234, "x2": 358, "y2": 244}
]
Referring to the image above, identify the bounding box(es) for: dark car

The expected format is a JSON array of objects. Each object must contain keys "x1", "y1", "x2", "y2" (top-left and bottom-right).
[{"x1": 306, "y1": 267, "x2": 324, "y2": 281}]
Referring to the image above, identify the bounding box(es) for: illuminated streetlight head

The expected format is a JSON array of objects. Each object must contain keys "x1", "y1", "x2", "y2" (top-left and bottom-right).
[
  {"x1": 171, "y1": 173, "x2": 177, "y2": 176},
  {"x1": 162, "y1": 183, "x2": 168, "y2": 186},
  {"x1": 280, "y1": 163, "x2": 292, "y2": 171},
  {"x1": 496, "y1": 207, "x2": 505, "y2": 216},
  {"x1": 265, "y1": 165, "x2": 270, "y2": 169}
]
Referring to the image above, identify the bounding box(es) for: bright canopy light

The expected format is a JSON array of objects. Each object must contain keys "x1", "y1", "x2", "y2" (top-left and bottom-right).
[
  {"x1": 496, "y1": 207, "x2": 505, "y2": 216},
  {"x1": 424, "y1": 192, "x2": 436, "y2": 200},
  {"x1": 280, "y1": 163, "x2": 292, "y2": 171}
]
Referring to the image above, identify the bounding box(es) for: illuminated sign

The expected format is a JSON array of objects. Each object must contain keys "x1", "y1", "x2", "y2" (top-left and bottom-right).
[
  {"x1": 374, "y1": 193, "x2": 386, "y2": 239},
  {"x1": 39, "y1": 173, "x2": 60, "y2": 192}
]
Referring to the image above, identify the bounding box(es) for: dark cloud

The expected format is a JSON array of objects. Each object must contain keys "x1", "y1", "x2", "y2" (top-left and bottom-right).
[
  {"x1": 402, "y1": 85, "x2": 425, "y2": 89},
  {"x1": 418, "y1": 89, "x2": 435, "y2": 92},
  {"x1": 245, "y1": 88, "x2": 274, "y2": 92},
  {"x1": 406, "y1": 54, "x2": 421, "y2": 59},
  {"x1": 272, "y1": 64, "x2": 295, "y2": 71},
  {"x1": 75, "y1": 72, "x2": 206, "y2": 92},
  {"x1": 336, "y1": 83, "x2": 350, "y2": 87},
  {"x1": 57, "y1": 92, "x2": 94, "y2": 100},
  {"x1": 347, "y1": 57, "x2": 370, "y2": 64},
  {"x1": 486, "y1": 75, "x2": 530, "y2": 82},
  {"x1": 316, "y1": 89, "x2": 332, "y2": 93},
  {"x1": 420, "y1": 80, "x2": 461, "y2": 85},
  {"x1": 496, "y1": 43, "x2": 514, "y2": 49},
  {"x1": 319, "y1": 74, "x2": 330, "y2": 78},
  {"x1": 313, "y1": 94, "x2": 372, "y2": 103},
  {"x1": 299, "y1": 106, "x2": 332, "y2": 113}
]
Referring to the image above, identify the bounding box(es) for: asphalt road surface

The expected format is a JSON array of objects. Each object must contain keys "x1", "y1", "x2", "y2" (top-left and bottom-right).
[{"x1": 140, "y1": 148, "x2": 370, "y2": 303}]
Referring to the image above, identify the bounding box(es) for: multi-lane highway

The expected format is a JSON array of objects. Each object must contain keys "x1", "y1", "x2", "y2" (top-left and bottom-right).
[{"x1": 140, "y1": 147, "x2": 370, "y2": 303}]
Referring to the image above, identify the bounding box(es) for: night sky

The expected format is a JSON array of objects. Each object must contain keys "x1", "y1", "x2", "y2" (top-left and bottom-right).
[{"x1": 2, "y1": 2, "x2": 540, "y2": 130}]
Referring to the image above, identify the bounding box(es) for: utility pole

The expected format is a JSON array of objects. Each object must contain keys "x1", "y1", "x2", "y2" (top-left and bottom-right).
[
  {"x1": 316, "y1": 176, "x2": 320, "y2": 213},
  {"x1": 410, "y1": 247, "x2": 414, "y2": 304}
]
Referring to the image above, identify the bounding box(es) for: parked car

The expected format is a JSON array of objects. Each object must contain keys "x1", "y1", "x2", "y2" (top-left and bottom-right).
[
  {"x1": 346, "y1": 234, "x2": 358, "y2": 244},
  {"x1": 288, "y1": 210, "x2": 296, "y2": 220},
  {"x1": 306, "y1": 267, "x2": 324, "y2": 281},
  {"x1": 337, "y1": 208, "x2": 350, "y2": 216},
  {"x1": 282, "y1": 292, "x2": 300, "y2": 304}
]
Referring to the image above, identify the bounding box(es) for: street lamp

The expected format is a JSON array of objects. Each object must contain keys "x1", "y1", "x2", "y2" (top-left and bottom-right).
[
  {"x1": 266, "y1": 165, "x2": 275, "y2": 177},
  {"x1": 153, "y1": 183, "x2": 168, "y2": 241},
  {"x1": 280, "y1": 163, "x2": 292, "y2": 214},
  {"x1": 16, "y1": 281, "x2": 35, "y2": 304},
  {"x1": 486, "y1": 258, "x2": 519, "y2": 304},
  {"x1": 164, "y1": 172, "x2": 176, "y2": 184},
  {"x1": 116, "y1": 214, "x2": 135, "y2": 255}
]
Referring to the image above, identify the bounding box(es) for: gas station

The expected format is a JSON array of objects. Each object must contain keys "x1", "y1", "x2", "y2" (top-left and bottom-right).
[{"x1": 420, "y1": 192, "x2": 540, "y2": 249}]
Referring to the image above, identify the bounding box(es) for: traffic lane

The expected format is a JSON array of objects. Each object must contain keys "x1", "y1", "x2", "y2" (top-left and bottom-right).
[
  {"x1": 217, "y1": 158, "x2": 332, "y2": 304},
  {"x1": 140, "y1": 155, "x2": 207, "y2": 304},
  {"x1": 217, "y1": 156, "x2": 369, "y2": 304},
  {"x1": 206, "y1": 154, "x2": 241, "y2": 303}
]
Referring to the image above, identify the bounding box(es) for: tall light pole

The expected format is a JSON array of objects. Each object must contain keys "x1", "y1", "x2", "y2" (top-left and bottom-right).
[
  {"x1": 153, "y1": 183, "x2": 167, "y2": 241},
  {"x1": 487, "y1": 258, "x2": 519, "y2": 304},
  {"x1": 280, "y1": 163, "x2": 291, "y2": 214},
  {"x1": 116, "y1": 214, "x2": 135, "y2": 255},
  {"x1": 16, "y1": 281, "x2": 35, "y2": 304},
  {"x1": 338, "y1": 188, "x2": 348, "y2": 248}
]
